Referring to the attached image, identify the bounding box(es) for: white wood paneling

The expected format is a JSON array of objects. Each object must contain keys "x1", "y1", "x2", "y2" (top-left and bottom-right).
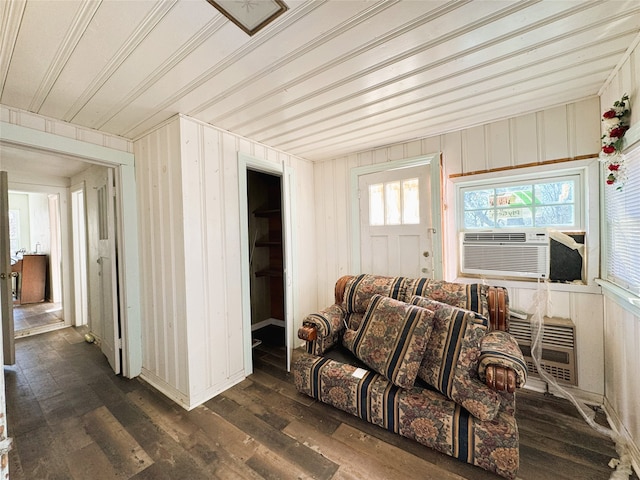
[
  {"x1": 135, "y1": 114, "x2": 315, "y2": 409},
  {"x1": 598, "y1": 37, "x2": 640, "y2": 475},
  {"x1": 2, "y1": 1, "x2": 639, "y2": 161}
]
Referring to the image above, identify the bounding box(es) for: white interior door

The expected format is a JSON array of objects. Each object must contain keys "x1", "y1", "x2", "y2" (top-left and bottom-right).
[
  {"x1": 0, "y1": 171, "x2": 15, "y2": 365},
  {"x1": 96, "y1": 169, "x2": 120, "y2": 374},
  {"x1": 359, "y1": 165, "x2": 433, "y2": 278}
]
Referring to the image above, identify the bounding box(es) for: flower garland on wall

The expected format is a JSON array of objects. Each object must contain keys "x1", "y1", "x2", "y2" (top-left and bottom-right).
[{"x1": 600, "y1": 94, "x2": 630, "y2": 188}]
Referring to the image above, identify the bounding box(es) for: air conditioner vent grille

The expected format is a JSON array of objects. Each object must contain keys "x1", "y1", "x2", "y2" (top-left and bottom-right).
[{"x1": 464, "y1": 232, "x2": 527, "y2": 243}]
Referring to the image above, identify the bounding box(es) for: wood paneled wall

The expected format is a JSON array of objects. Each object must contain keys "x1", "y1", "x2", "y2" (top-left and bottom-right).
[
  {"x1": 313, "y1": 97, "x2": 605, "y2": 401},
  {"x1": 599, "y1": 38, "x2": 640, "y2": 472},
  {"x1": 134, "y1": 115, "x2": 316, "y2": 409}
]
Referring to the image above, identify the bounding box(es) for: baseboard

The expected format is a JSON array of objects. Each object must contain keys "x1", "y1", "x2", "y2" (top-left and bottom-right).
[
  {"x1": 523, "y1": 377, "x2": 604, "y2": 405},
  {"x1": 603, "y1": 397, "x2": 640, "y2": 478},
  {"x1": 251, "y1": 318, "x2": 285, "y2": 331},
  {"x1": 140, "y1": 368, "x2": 191, "y2": 410}
]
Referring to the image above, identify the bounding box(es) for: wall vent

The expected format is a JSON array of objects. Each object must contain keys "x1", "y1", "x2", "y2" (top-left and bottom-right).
[
  {"x1": 460, "y1": 230, "x2": 549, "y2": 279},
  {"x1": 509, "y1": 315, "x2": 577, "y2": 386}
]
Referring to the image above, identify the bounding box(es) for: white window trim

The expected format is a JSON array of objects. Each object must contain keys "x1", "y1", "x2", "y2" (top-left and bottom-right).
[
  {"x1": 598, "y1": 131, "x2": 640, "y2": 313},
  {"x1": 449, "y1": 158, "x2": 601, "y2": 288}
]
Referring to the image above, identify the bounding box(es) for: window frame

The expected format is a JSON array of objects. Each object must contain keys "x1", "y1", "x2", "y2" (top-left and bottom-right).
[
  {"x1": 457, "y1": 171, "x2": 585, "y2": 231},
  {"x1": 450, "y1": 159, "x2": 600, "y2": 288}
]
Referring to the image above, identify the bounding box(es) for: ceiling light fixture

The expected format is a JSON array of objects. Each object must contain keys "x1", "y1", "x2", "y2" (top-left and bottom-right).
[{"x1": 206, "y1": 0, "x2": 288, "y2": 36}]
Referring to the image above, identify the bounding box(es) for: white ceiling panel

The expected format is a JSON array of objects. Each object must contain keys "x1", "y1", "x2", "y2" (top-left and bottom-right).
[{"x1": 1, "y1": 0, "x2": 640, "y2": 168}]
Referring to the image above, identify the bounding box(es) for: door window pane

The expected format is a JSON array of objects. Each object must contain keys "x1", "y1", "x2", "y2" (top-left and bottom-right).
[
  {"x1": 369, "y1": 184, "x2": 384, "y2": 226},
  {"x1": 385, "y1": 182, "x2": 401, "y2": 225},
  {"x1": 402, "y1": 178, "x2": 419, "y2": 224}
]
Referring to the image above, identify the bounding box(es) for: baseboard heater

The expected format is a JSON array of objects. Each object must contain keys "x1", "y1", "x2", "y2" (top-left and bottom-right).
[{"x1": 509, "y1": 315, "x2": 577, "y2": 386}]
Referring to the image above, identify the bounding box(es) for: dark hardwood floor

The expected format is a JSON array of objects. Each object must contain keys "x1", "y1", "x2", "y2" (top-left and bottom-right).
[{"x1": 6, "y1": 327, "x2": 637, "y2": 480}]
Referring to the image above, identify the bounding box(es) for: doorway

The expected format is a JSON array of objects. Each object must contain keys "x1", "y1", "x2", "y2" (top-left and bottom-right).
[
  {"x1": 246, "y1": 169, "x2": 286, "y2": 366},
  {"x1": 350, "y1": 154, "x2": 444, "y2": 279},
  {"x1": 9, "y1": 189, "x2": 64, "y2": 337}
]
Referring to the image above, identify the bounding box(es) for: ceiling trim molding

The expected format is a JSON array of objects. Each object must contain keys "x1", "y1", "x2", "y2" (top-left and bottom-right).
[
  {"x1": 599, "y1": 31, "x2": 640, "y2": 96},
  {"x1": 0, "y1": 121, "x2": 133, "y2": 166},
  {"x1": 29, "y1": 0, "x2": 102, "y2": 113},
  {"x1": 64, "y1": 0, "x2": 178, "y2": 124}
]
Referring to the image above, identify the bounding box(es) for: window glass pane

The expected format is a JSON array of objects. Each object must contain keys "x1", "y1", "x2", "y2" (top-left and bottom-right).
[
  {"x1": 495, "y1": 185, "x2": 533, "y2": 207},
  {"x1": 464, "y1": 189, "x2": 493, "y2": 209},
  {"x1": 402, "y1": 178, "x2": 419, "y2": 224},
  {"x1": 536, "y1": 181, "x2": 574, "y2": 204},
  {"x1": 385, "y1": 181, "x2": 401, "y2": 225},
  {"x1": 535, "y1": 205, "x2": 574, "y2": 226},
  {"x1": 369, "y1": 184, "x2": 384, "y2": 226},
  {"x1": 464, "y1": 209, "x2": 495, "y2": 228},
  {"x1": 496, "y1": 207, "x2": 533, "y2": 227}
]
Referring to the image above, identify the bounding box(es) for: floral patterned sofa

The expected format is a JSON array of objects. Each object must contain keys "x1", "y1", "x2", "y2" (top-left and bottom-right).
[{"x1": 293, "y1": 274, "x2": 527, "y2": 479}]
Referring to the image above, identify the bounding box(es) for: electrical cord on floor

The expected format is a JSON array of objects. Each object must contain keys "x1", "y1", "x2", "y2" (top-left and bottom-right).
[{"x1": 529, "y1": 280, "x2": 633, "y2": 480}]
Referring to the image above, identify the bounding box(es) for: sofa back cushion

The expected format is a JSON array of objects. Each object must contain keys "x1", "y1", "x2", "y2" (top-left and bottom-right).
[
  {"x1": 342, "y1": 274, "x2": 408, "y2": 313},
  {"x1": 404, "y1": 279, "x2": 489, "y2": 319},
  {"x1": 342, "y1": 294, "x2": 434, "y2": 389},
  {"x1": 410, "y1": 296, "x2": 502, "y2": 421}
]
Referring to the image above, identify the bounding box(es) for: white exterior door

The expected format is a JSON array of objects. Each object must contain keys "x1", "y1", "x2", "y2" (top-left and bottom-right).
[
  {"x1": 96, "y1": 169, "x2": 120, "y2": 374},
  {"x1": 359, "y1": 165, "x2": 433, "y2": 278}
]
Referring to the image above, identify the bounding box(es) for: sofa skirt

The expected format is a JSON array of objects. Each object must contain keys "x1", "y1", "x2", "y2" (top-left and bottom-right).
[{"x1": 293, "y1": 352, "x2": 519, "y2": 479}]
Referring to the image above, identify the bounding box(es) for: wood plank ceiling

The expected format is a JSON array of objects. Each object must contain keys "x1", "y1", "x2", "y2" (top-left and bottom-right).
[{"x1": 2, "y1": 0, "x2": 640, "y2": 162}]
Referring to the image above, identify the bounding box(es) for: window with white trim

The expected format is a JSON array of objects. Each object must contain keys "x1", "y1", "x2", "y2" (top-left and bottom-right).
[
  {"x1": 603, "y1": 143, "x2": 640, "y2": 294},
  {"x1": 459, "y1": 173, "x2": 583, "y2": 230}
]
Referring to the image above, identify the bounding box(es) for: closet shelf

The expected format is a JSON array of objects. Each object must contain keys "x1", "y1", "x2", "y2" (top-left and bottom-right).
[{"x1": 255, "y1": 239, "x2": 282, "y2": 247}]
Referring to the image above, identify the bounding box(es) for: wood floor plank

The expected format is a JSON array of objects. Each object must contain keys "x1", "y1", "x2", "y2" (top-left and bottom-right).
[
  {"x1": 284, "y1": 418, "x2": 424, "y2": 480},
  {"x1": 206, "y1": 394, "x2": 339, "y2": 480},
  {"x1": 331, "y1": 423, "x2": 467, "y2": 480},
  {"x1": 64, "y1": 442, "x2": 120, "y2": 480},
  {"x1": 83, "y1": 406, "x2": 154, "y2": 477}
]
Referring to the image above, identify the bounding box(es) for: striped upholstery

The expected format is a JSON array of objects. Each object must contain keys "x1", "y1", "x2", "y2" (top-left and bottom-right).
[
  {"x1": 342, "y1": 274, "x2": 408, "y2": 313},
  {"x1": 293, "y1": 352, "x2": 519, "y2": 479},
  {"x1": 404, "y1": 279, "x2": 489, "y2": 319},
  {"x1": 478, "y1": 331, "x2": 528, "y2": 388},
  {"x1": 410, "y1": 296, "x2": 502, "y2": 421},
  {"x1": 342, "y1": 295, "x2": 434, "y2": 388}
]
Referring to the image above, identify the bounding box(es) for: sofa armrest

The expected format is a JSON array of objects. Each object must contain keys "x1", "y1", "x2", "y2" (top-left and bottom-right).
[
  {"x1": 478, "y1": 331, "x2": 527, "y2": 393},
  {"x1": 297, "y1": 304, "x2": 346, "y2": 355}
]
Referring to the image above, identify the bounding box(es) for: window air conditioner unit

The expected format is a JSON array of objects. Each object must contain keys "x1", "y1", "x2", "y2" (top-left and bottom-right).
[
  {"x1": 509, "y1": 316, "x2": 577, "y2": 386},
  {"x1": 460, "y1": 230, "x2": 549, "y2": 279}
]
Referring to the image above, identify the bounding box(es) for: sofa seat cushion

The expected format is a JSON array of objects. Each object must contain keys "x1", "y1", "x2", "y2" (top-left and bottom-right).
[
  {"x1": 342, "y1": 294, "x2": 434, "y2": 388},
  {"x1": 293, "y1": 352, "x2": 519, "y2": 480},
  {"x1": 410, "y1": 296, "x2": 502, "y2": 421},
  {"x1": 342, "y1": 274, "x2": 409, "y2": 313}
]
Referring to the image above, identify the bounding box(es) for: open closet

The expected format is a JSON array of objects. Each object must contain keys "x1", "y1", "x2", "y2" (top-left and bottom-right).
[{"x1": 246, "y1": 169, "x2": 285, "y2": 361}]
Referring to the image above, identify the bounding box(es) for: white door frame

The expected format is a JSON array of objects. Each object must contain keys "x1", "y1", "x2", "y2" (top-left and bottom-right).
[
  {"x1": 0, "y1": 122, "x2": 142, "y2": 378},
  {"x1": 349, "y1": 153, "x2": 443, "y2": 279},
  {"x1": 238, "y1": 153, "x2": 296, "y2": 373}
]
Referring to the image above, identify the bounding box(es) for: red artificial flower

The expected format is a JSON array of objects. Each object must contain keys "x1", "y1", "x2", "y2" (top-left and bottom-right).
[
  {"x1": 602, "y1": 145, "x2": 616, "y2": 154},
  {"x1": 606, "y1": 178, "x2": 615, "y2": 185},
  {"x1": 603, "y1": 109, "x2": 617, "y2": 119},
  {"x1": 609, "y1": 126, "x2": 628, "y2": 138},
  {"x1": 608, "y1": 163, "x2": 620, "y2": 171}
]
